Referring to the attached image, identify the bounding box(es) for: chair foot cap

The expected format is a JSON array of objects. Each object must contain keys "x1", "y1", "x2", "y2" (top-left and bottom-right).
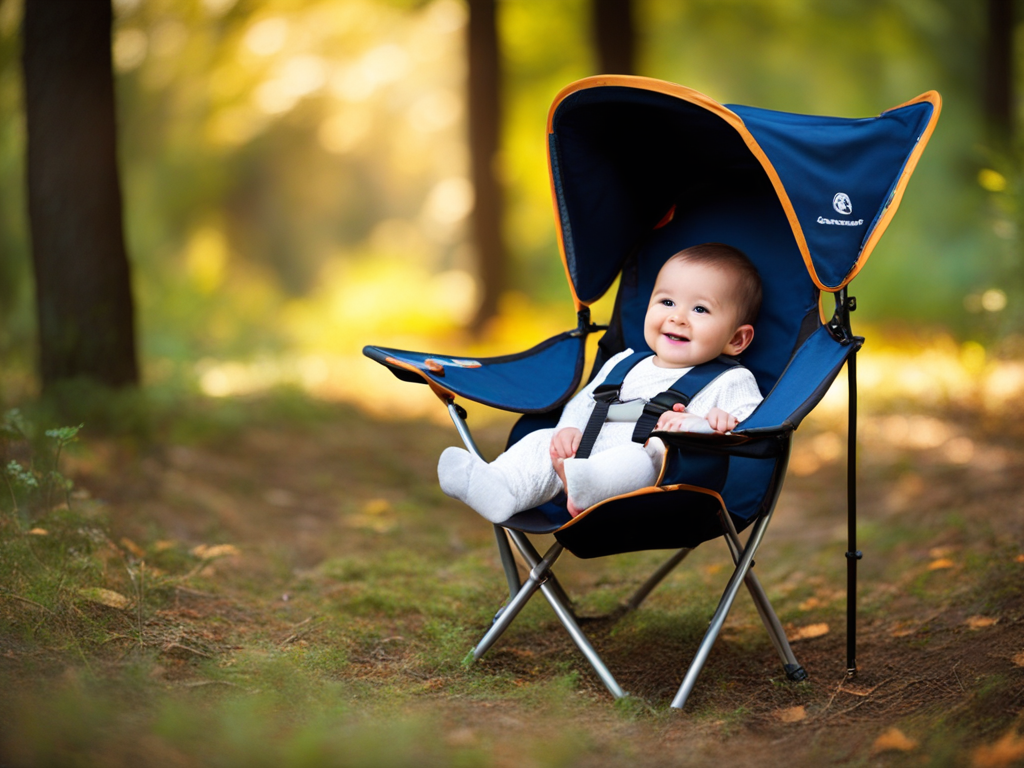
[{"x1": 784, "y1": 663, "x2": 808, "y2": 682}]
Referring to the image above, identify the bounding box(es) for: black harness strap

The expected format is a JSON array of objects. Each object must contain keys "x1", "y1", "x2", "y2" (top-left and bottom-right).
[
  {"x1": 575, "y1": 352, "x2": 742, "y2": 459},
  {"x1": 631, "y1": 355, "x2": 741, "y2": 444},
  {"x1": 575, "y1": 351, "x2": 650, "y2": 459}
]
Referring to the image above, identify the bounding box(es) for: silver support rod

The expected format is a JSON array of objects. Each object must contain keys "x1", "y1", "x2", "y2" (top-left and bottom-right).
[
  {"x1": 507, "y1": 530, "x2": 575, "y2": 616},
  {"x1": 718, "y1": 511, "x2": 799, "y2": 670},
  {"x1": 624, "y1": 548, "x2": 693, "y2": 613},
  {"x1": 471, "y1": 540, "x2": 564, "y2": 661},
  {"x1": 671, "y1": 512, "x2": 773, "y2": 709},
  {"x1": 540, "y1": 580, "x2": 626, "y2": 698},
  {"x1": 446, "y1": 402, "x2": 521, "y2": 598},
  {"x1": 671, "y1": 446, "x2": 791, "y2": 710},
  {"x1": 446, "y1": 401, "x2": 484, "y2": 457},
  {"x1": 507, "y1": 531, "x2": 624, "y2": 699}
]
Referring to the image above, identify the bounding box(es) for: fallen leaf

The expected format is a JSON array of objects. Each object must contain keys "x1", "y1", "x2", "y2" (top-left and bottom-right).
[
  {"x1": 871, "y1": 727, "x2": 919, "y2": 755},
  {"x1": 790, "y1": 623, "x2": 830, "y2": 641},
  {"x1": 798, "y1": 597, "x2": 823, "y2": 611},
  {"x1": 971, "y1": 730, "x2": 1024, "y2": 768},
  {"x1": 191, "y1": 543, "x2": 240, "y2": 560},
  {"x1": 891, "y1": 622, "x2": 918, "y2": 638},
  {"x1": 27, "y1": 528, "x2": 48, "y2": 536},
  {"x1": 78, "y1": 588, "x2": 131, "y2": 610},
  {"x1": 154, "y1": 540, "x2": 176, "y2": 552},
  {"x1": 841, "y1": 684, "x2": 881, "y2": 697},
  {"x1": 776, "y1": 705, "x2": 806, "y2": 723},
  {"x1": 362, "y1": 498, "x2": 390, "y2": 515},
  {"x1": 966, "y1": 616, "x2": 999, "y2": 630},
  {"x1": 1016, "y1": 554, "x2": 1024, "y2": 564},
  {"x1": 929, "y1": 546, "x2": 957, "y2": 558},
  {"x1": 928, "y1": 558, "x2": 956, "y2": 571},
  {"x1": 1010, "y1": 651, "x2": 1024, "y2": 668},
  {"x1": 120, "y1": 537, "x2": 146, "y2": 558}
]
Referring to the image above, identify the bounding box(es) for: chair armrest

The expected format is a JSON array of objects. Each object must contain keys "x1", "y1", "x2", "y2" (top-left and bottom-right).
[
  {"x1": 656, "y1": 325, "x2": 860, "y2": 458},
  {"x1": 363, "y1": 329, "x2": 588, "y2": 414}
]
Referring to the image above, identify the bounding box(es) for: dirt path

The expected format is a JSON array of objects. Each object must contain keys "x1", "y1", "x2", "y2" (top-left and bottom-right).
[{"x1": 5, "y1": 396, "x2": 1023, "y2": 767}]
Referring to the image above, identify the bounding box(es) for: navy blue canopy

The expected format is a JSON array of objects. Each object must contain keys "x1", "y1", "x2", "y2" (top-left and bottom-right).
[
  {"x1": 548, "y1": 77, "x2": 940, "y2": 302},
  {"x1": 365, "y1": 77, "x2": 940, "y2": 542}
]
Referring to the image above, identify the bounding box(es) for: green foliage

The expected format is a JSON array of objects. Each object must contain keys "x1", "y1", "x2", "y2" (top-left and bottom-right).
[
  {"x1": 0, "y1": 0, "x2": 1015, "y2": 401},
  {"x1": 1, "y1": 408, "x2": 81, "y2": 521}
]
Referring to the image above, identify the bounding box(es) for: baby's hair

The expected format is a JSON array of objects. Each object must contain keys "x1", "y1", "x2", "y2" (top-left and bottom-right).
[{"x1": 665, "y1": 243, "x2": 762, "y2": 327}]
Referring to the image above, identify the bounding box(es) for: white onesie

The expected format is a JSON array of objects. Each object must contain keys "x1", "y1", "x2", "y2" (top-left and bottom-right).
[{"x1": 437, "y1": 348, "x2": 764, "y2": 522}]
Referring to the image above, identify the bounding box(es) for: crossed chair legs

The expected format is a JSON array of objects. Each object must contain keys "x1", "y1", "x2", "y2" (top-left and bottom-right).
[{"x1": 447, "y1": 403, "x2": 805, "y2": 708}]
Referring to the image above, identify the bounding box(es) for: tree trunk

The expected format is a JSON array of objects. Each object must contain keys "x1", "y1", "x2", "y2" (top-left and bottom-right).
[
  {"x1": 22, "y1": 0, "x2": 138, "y2": 389},
  {"x1": 984, "y1": 0, "x2": 1014, "y2": 149},
  {"x1": 593, "y1": 0, "x2": 636, "y2": 75},
  {"x1": 467, "y1": 0, "x2": 506, "y2": 331}
]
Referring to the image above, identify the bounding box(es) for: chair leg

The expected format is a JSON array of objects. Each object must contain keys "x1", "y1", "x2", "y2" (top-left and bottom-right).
[
  {"x1": 471, "y1": 539, "x2": 563, "y2": 662},
  {"x1": 539, "y1": 579, "x2": 626, "y2": 698},
  {"x1": 671, "y1": 510, "x2": 775, "y2": 709},
  {"x1": 719, "y1": 512, "x2": 806, "y2": 681},
  {"x1": 506, "y1": 531, "x2": 625, "y2": 699},
  {"x1": 623, "y1": 547, "x2": 693, "y2": 613},
  {"x1": 447, "y1": 402, "x2": 523, "y2": 603},
  {"x1": 493, "y1": 524, "x2": 522, "y2": 599},
  {"x1": 507, "y1": 530, "x2": 576, "y2": 617}
]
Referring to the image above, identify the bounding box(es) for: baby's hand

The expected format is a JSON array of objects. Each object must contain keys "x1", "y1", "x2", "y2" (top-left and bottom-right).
[
  {"x1": 655, "y1": 403, "x2": 696, "y2": 432},
  {"x1": 549, "y1": 427, "x2": 582, "y2": 461},
  {"x1": 705, "y1": 407, "x2": 739, "y2": 433}
]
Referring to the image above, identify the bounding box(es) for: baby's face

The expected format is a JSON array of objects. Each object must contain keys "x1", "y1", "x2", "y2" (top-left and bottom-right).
[{"x1": 643, "y1": 259, "x2": 747, "y2": 369}]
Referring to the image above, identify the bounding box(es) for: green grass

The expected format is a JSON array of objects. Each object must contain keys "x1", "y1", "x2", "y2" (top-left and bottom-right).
[{"x1": 1, "y1": 391, "x2": 1022, "y2": 767}]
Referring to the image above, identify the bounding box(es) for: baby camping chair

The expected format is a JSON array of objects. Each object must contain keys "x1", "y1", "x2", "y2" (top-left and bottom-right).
[{"x1": 364, "y1": 76, "x2": 940, "y2": 707}]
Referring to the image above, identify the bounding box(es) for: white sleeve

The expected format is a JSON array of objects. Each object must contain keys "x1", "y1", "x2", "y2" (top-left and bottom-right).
[
  {"x1": 554, "y1": 349, "x2": 635, "y2": 432},
  {"x1": 685, "y1": 367, "x2": 764, "y2": 423}
]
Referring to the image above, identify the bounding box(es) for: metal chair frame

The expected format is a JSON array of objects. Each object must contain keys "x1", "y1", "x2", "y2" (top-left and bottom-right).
[
  {"x1": 443, "y1": 290, "x2": 861, "y2": 708},
  {"x1": 448, "y1": 404, "x2": 809, "y2": 709}
]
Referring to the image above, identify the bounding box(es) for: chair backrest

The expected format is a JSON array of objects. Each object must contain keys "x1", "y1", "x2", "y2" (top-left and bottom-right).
[
  {"x1": 590, "y1": 180, "x2": 819, "y2": 523},
  {"x1": 595, "y1": 181, "x2": 821, "y2": 397}
]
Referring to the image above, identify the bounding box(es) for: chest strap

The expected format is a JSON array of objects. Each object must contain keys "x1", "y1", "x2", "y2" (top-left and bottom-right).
[
  {"x1": 575, "y1": 353, "x2": 742, "y2": 459},
  {"x1": 630, "y1": 355, "x2": 740, "y2": 444}
]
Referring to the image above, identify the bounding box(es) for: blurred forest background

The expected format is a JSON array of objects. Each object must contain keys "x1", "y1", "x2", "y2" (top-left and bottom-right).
[{"x1": 0, "y1": 0, "x2": 1020, "y2": 414}]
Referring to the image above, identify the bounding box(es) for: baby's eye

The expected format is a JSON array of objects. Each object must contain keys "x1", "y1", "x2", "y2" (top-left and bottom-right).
[
  {"x1": 693, "y1": 305, "x2": 709, "y2": 314},
  {"x1": 660, "y1": 299, "x2": 675, "y2": 307}
]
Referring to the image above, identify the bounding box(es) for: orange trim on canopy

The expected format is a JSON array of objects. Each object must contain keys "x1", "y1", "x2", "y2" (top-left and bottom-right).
[
  {"x1": 545, "y1": 76, "x2": 941, "y2": 301},
  {"x1": 546, "y1": 76, "x2": 810, "y2": 306},
  {"x1": 839, "y1": 90, "x2": 942, "y2": 290}
]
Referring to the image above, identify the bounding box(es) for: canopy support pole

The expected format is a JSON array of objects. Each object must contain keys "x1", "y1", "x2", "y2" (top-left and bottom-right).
[
  {"x1": 833, "y1": 288, "x2": 862, "y2": 678},
  {"x1": 846, "y1": 340, "x2": 860, "y2": 677}
]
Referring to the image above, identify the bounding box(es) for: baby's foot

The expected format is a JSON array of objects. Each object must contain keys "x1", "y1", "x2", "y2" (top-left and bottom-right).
[
  {"x1": 437, "y1": 447, "x2": 518, "y2": 523},
  {"x1": 566, "y1": 497, "x2": 585, "y2": 518},
  {"x1": 438, "y1": 447, "x2": 473, "y2": 499}
]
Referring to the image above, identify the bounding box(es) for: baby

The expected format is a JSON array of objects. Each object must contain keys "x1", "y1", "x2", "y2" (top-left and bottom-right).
[{"x1": 439, "y1": 242, "x2": 764, "y2": 522}]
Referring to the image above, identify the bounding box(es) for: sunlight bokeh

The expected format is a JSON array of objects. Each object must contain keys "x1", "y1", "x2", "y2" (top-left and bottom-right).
[{"x1": 0, "y1": 0, "x2": 1020, "y2": 420}]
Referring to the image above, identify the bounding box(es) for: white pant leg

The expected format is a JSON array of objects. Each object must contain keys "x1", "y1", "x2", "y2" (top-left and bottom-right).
[
  {"x1": 489, "y1": 428, "x2": 564, "y2": 510},
  {"x1": 437, "y1": 428, "x2": 564, "y2": 523},
  {"x1": 562, "y1": 440, "x2": 662, "y2": 510}
]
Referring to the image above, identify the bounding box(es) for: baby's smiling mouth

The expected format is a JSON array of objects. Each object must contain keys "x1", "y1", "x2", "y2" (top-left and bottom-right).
[{"x1": 664, "y1": 333, "x2": 689, "y2": 342}]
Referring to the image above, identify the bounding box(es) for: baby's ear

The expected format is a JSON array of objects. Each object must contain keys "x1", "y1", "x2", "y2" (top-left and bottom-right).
[{"x1": 724, "y1": 324, "x2": 754, "y2": 355}]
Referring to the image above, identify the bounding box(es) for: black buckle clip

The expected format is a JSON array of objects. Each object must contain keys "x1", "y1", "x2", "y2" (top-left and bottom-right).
[{"x1": 643, "y1": 390, "x2": 690, "y2": 419}]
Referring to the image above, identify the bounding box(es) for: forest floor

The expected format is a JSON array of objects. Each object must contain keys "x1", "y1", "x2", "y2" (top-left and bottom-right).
[{"x1": 1, "y1": 373, "x2": 1023, "y2": 767}]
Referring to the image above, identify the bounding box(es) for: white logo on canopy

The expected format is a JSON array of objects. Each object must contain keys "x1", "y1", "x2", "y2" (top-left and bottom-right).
[{"x1": 833, "y1": 193, "x2": 853, "y2": 215}]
